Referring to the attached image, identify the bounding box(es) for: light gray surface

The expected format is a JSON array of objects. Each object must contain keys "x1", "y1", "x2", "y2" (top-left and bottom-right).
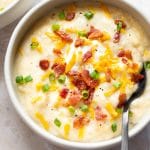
[{"x1": 0, "y1": 0, "x2": 150, "y2": 150}]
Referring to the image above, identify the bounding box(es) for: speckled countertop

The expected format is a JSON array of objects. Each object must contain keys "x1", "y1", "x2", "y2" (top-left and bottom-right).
[{"x1": 0, "y1": 0, "x2": 149, "y2": 150}]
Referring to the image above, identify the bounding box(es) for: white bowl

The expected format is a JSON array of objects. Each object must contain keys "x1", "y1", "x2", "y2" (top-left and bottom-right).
[
  {"x1": 0, "y1": 0, "x2": 37, "y2": 29},
  {"x1": 4, "y1": 0, "x2": 150, "y2": 149}
]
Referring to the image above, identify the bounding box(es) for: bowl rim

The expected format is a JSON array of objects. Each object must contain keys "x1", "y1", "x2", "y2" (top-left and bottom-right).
[
  {"x1": 4, "y1": 0, "x2": 150, "y2": 149},
  {"x1": 0, "y1": 0, "x2": 19, "y2": 15}
]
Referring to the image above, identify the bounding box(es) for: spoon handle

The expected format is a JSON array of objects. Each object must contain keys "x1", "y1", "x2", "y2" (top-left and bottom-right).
[{"x1": 121, "y1": 107, "x2": 129, "y2": 150}]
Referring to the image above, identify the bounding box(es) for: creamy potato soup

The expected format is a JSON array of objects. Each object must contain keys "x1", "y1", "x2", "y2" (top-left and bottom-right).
[
  {"x1": 14, "y1": 2, "x2": 150, "y2": 142},
  {"x1": 0, "y1": 0, "x2": 15, "y2": 12}
]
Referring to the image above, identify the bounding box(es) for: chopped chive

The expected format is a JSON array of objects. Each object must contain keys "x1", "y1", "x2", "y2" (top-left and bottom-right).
[
  {"x1": 68, "y1": 106, "x2": 75, "y2": 114},
  {"x1": 54, "y1": 118, "x2": 61, "y2": 127},
  {"x1": 84, "y1": 11, "x2": 94, "y2": 20},
  {"x1": 81, "y1": 105, "x2": 89, "y2": 112},
  {"x1": 78, "y1": 31, "x2": 87, "y2": 37},
  {"x1": 58, "y1": 11, "x2": 65, "y2": 20},
  {"x1": 111, "y1": 123, "x2": 117, "y2": 132},
  {"x1": 42, "y1": 84, "x2": 50, "y2": 92},
  {"x1": 129, "y1": 110, "x2": 133, "y2": 117},
  {"x1": 30, "y1": 42, "x2": 39, "y2": 49},
  {"x1": 16, "y1": 76, "x2": 24, "y2": 84},
  {"x1": 49, "y1": 73, "x2": 55, "y2": 82},
  {"x1": 117, "y1": 22, "x2": 122, "y2": 32},
  {"x1": 52, "y1": 23, "x2": 60, "y2": 32},
  {"x1": 113, "y1": 81, "x2": 122, "y2": 89},
  {"x1": 144, "y1": 61, "x2": 150, "y2": 69},
  {"x1": 58, "y1": 75, "x2": 66, "y2": 84},
  {"x1": 82, "y1": 90, "x2": 89, "y2": 99},
  {"x1": 90, "y1": 70, "x2": 99, "y2": 80},
  {"x1": 116, "y1": 108, "x2": 123, "y2": 114},
  {"x1": 24, "y1": 75, "x2": 33, "y2": 83}
]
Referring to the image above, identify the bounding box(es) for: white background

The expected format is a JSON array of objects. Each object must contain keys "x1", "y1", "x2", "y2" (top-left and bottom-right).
[{"x1": 0, "y1": 0, "x2": 149, "y2": 150}]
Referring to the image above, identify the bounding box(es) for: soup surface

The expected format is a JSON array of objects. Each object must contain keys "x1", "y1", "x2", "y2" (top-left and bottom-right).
[
  {"x1": 14, "y1": 2, "x2": 150, "y2": 142},
  {"x1": 0, "y1": 0, "x2": 15, "y2": 12}
]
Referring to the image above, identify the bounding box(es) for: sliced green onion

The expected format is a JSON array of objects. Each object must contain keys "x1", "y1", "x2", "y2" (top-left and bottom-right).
[
  {"x1": 30, "y1": 42, "x2": 39, "y2": 49},
  {"x1": 52, "y1": 23, "x2": 60, "y2": 32},
  {"x1": 82, "y1": 90, "x2": 89, "y2": 99},
  {"x1": 90, "y1": 70, "x2": 99, "y2": 80},
  {"x1": 116, "y1": 108, "x2": 123, "y2": 114},
  {"x1": 58, "y1": 11, "x2": 65, "y2": 20},
  {"x1": 78, "y1": 31, "x2": 87, "y2": 37},
  {"x1": 144, "y1": 61, "x2": 150, "y2": 69},
  {"x1": 117, "y1": 22, "x2": 122, "y2": 32},
  {"x1": 84, "y1": 11, "x2": 94, "y2": 20},
  {"x1": 68, "y1": 106, "x2": 75, "y2": 114},
  {"x1": 16, "y1": 76, "x2": 24, "y2": 84},
  {"x1": 24, "y1": 75, "x2": 33, "y2": 83},
  {"x1": 81, "y1": 105, "x2": 89, "y2": 112},
  {"x1": 113, "y1": 81, "x2": 122, "y2": 89},
  {"x1": 111, "y1": 123, "x2": 117, "y2": 132},
  {"x1": 54, "y1": 118, "x2": 61, "y2": 127},
  {"x1": 49, "y1": 73, "x2": 55, "y2": 82},
  {"x1": 129, "y1": 110, "x2": 133, "y2": 117},
  {"x1": 42, "y1": 84, "x2": 50, "y2": 92},
  {"x1": 58, "y1": 75, "x2": 66, "y2": 84}
]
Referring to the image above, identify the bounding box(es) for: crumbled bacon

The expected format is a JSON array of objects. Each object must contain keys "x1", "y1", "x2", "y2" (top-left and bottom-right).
[
  {"x1": 88, "y1": 26, "x2": 103, "y2": 39},
  {"x1": 82, "y1": 51, "x2": 92, "y2": 63},
  {"x1": 51, "y1": 63, "x2": 66, "y2": 76},
  {"x1": 73, "y1": 116, "x2": 90, "y2": 128},
  {"x1": 72, "y1": 79, "x2": 87, "y2": 91},
  {"x1": 75, "y1": 38, "x2": 84, "y2": 47},
  {"x1": 60, "y1": 88, "x2": 69, "y2": 99},
  {"x1": 113, "y1": 31, "x2": 120, "y2": 43},
  {"x1": 66, "y1": 12, "x2": 75, "y2": 21},
  {"x1": 118, "y1": 50, "x2": 132, "y2": 60},
  {"x1": 118, "y1": 93, "x2": 127, "y2": 107},
  {"x1": 55, "y1": 31, "x2": 73, "y2": 43},
  {"x1": 68, "y1": 90, "x2": 81, "y2": 106},
  {"x1": 84, "y1": 88, "x2": 94, "y2": 105},
  {"x1": 131, "y1": 73, "x2": 144, "y2": 83},
  {"x1": 122, "y1": 58, "x2": 128, "y2": 64},
  {"x1": 95, "y1": 106, "x2": 107, "y2": 121},
  {"x1": 53, "y1": 48, "x2": 62, "y2": 55},
  {"x1": 114, "y1": 19, "x2": 127, "y2": 29},
  {"x1": 39, "y1": 59, "x2": 49, "y2": 70}
]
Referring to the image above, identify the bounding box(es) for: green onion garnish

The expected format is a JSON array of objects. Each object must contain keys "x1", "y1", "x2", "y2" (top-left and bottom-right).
[
  {"x1": 58, "y1": 75, "x2": 66, "y2": 84},
  {"x1": 30, "y1": 42, "x2": 39, "y2": 50},
  {"x1": 144, "y1": 61, "x2": 150, "y2": 69},
  {"x1": 111, "y1": 123, "x2": 117, "y2": 132},
  {"x1": 116, "y1": 108, "x2": 123, "y2": 114},
  {"x1": 16, "y1": 75, "x2": 33, "y2": 84},
  {"x1": 117, "y1": 22, "x2": 122, "y2": 32},
  {"x1": 81, "y1": 105, "x2": 89, "y2": 112},
  {"x1": 54, "y1": 118, "x2": 61, "y2": 127},
  {"x1": 42, "y1": 84, "x2": 50, "y2": 92},
  {"x1": 90, "y1": 70, "x2": 99, "y2": 80},
  {"x1": 129, "y1": 110, "x2": 133, "y2": 117},
  {"x1": 24, "y1": 75, "x2": 33, "y2": 83},
  {"x1": 58, "y1": 11, "x2": 65, "y2": 20},
  {"x1": 82, "y1": 90, "x2": 89, "y2": 99},
  {"x1": 52, "y1": 23, "x2": 60, "y2": 32},
  {"x1": 113, "y1": 81, "x2": 122, "y2": 89},
  {"x1": 49, "y1": 73, "x2": 55, "y2": 82},
  {"x1": 16, "y1": 76, "x2": 24, "y2": 84},
  {"x1": 84, "y1": 11, "x2": 94, "y2": 20},
  {"x1": 78, "y1": 31, "x2": 87, "y2": 37},
  {"x1": 68, "y1": 106, "x2": 75, "y2": 114}
]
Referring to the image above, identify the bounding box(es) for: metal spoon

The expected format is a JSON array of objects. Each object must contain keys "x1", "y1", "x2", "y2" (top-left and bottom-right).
[{"x1": 121, "y1": 64, "x2": 146, "y2": 150}]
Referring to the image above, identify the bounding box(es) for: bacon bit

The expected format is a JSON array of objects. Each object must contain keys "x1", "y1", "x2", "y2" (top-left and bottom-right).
[
  {"x1": 82, "y1": 51, "x2": 92, "y2": 63},
  {"x1": 88, "y1": 26, "x2": 103, "y2": 39},
  {"x1": 118, "y1": 93, "x2": 127, "y2": 107},
  {"x1": 73, "y1": 116, "x2": 90, "y2": 129},
  {"x1": 84, "y1": 88, "x2": 94, "y2": 105},
  {"x1": 115, "y1": 19, "x2": 127, "y2": 29},
  {"x1": 75, "y1": 38, "x2": 84, "y2": 47},
  {"x1": 81, "y1": 70, "x2": 99, "y2": 88},
  {"x1": 118, "y1": 50, "x2": 132, "y2": 60},
  {"x1": 39, "y1": 60, "x2": 49, "y2": 70},
  {"x1": 68, "y1": 90, "x2": 81, "y2": 106},
  {"x1": 95, "y1": 106, "x2": 107, "y2": 121},
  {"x1": 105, "y1": 69, "x2": 111, "y2": 82},
  {"x1": 53, "y1": 48, "x2": 62, "y2": 55},
  {"x1": 60, "y1": 88, "x2": 69, "y2": 99},
  {"x1": 113, "y1": 31, "x2": 120, "y2": 43},
  {"x1": 55, "y1": 31, "x2": 73, "y2": 43},
  {"x1": 66, "y1": 12, "x2": 75, "y2": 21},
  {"x1": 51, "y1": 63, "x2": 66, "y2": 76},
  {"x1": 131, "y1": 73, "x2": 144, "y2": 83},
  {"x1": 122, "y1": 58, "x2": 128, "y2": 64}
]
